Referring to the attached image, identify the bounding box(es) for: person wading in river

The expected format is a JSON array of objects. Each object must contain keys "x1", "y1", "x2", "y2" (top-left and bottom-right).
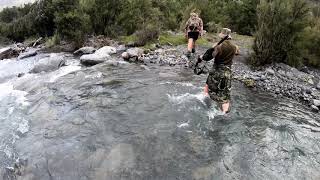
[
  {"x1": 185, "y1": 12, "x2": 203, "y2": 58},
  {"x1": 198, "y1": 28, "x2": 239, "y2": 114}
]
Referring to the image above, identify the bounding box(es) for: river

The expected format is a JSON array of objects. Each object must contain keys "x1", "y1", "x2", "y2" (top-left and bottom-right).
[{"x1": 1, "y1": 52, "x2": 320, "y2": 180}]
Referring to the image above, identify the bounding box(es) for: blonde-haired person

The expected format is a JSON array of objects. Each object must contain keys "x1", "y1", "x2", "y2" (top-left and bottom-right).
[{"x1": 185, "y1": 12, "x2": 203, "y2": 58}]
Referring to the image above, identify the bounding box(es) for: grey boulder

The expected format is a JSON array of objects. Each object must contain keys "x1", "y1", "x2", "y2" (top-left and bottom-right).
[
  {"x1": 18, "y1": 49, "x2": 38, "y2": 59},
  {"x1": 80, "y1": 46, "x2": 116, "y2": 66},
  {"x1": 313, "y1": 99, "x2": 320, "y2": 107},
  {"x1": 30, "y1": 54, "x2": 66, "y2": 73}
]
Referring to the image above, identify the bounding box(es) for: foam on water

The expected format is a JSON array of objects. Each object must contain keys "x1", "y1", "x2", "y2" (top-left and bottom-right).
[
  {"x1": 49, "y1": 65, "x2": 81, "y2": 82},
  {"x1": 0, "y1": 82, "x2": 29, "y2": 106},
  {"x1": 167, "y1": 92, "x2": 207, "y2": 104}
]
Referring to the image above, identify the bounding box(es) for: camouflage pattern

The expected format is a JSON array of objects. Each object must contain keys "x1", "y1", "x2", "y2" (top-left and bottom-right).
[
  {"x1": 185, "y1": 17, "x2": 203, "y2": 33},
  {"x1": 206, "y1": 65, "x2": 232, "y2": 103}
]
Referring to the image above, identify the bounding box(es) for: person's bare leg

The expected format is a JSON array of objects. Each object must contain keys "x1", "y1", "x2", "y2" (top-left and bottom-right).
[
  {"x1": 221, "y1": 102, "x2": 230, "y2": 114},
  {"x1": 188, "y1": 39, "x2": 194, "y2": 52},
  {"x1": 204, "y1": 84, "x2": 209, "y2": 96}
]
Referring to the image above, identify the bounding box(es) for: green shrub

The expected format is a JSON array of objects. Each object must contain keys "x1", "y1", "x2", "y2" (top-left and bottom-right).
[
  {"x1": 54, "y1": 11, "x2": 90, "y2": 46},
  {"x1": 250, "y1": 0, "x2": 309, "y2": 67}
]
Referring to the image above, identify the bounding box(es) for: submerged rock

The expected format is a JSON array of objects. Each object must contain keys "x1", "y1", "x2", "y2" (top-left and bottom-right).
[
  {"x1": 311, "y1": 105, "x2": 319, "y2": 112},
  {"x1": 30, "y1": 54, "x2": 66, "y2": 73},
  {"x1": 18, "y1": 49, "x2": 38, "y2": 59},
  {"x1": 74, "y1": 46, "x2": 96, "y2": 55}
]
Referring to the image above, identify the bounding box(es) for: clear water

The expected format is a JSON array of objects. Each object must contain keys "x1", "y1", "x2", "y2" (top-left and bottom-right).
[{"x1": 0, "y1": 53, "x2": 320, "y2": 180}]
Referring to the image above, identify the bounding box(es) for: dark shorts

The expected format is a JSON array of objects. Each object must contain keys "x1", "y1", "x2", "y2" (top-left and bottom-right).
[
  {"x1": 188, "y1": 32, "x2": 199, "y2": 41},
  {"x1": 206, "y1": 65, "x2": 232, "y2": 103}
]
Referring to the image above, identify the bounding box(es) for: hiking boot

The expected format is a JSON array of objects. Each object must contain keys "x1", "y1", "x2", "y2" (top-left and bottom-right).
[{"x1": 192, "y1": 48, "x2": 196, "y2": 53}]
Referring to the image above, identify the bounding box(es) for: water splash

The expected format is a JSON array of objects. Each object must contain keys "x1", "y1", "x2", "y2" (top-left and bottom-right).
[
  {"x1": 49, "y1": 65, "x2": 81, "y2": 82},
  {"x1": 0, "y1": 82, "x2": 29, "y2": 106}
]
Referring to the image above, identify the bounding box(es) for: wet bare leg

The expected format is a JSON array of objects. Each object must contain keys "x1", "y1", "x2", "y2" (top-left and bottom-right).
[
  {"x1": 187, "y1": 38, "x2": 194, "y2": 52},
  {"x1": 221, "y1": 102, "x2": 231, "y2": 114},
  {"x1": 204, "y1": 84, "x2": 209, "y2": 96}
]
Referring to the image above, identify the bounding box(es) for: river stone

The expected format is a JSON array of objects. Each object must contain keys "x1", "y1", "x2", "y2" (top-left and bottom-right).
[
  {"x1": 266, "y1": 68, "x2": 275, "y2": 75},
  {"x1": 116, "y1": 45, "x2": 126, "y2": 52},
  {"x1": 30, "y1": 54, "x2": 66, "y2": 73},
  {"x1": 80, "y1": 46, "x2": 116, "y2": 66},
  {"x1": 95, "y1": 46, "x2": 117, "y2": 55},
  {"x1": 311, "y1": 105, "x2": 319, "y2": 112},
  {"x1": 127, "y1": 48, "x2": 144, "y2": 57},
  {"x1": 18, "y1": 49, "x2": 38, "y2": 59},
  {"x1": 308, "y1": 78, "x2": 314, "y2": 85},
  {"x1": 0, "y1": 47, "x2": 14, "y2": 60},
  {"x1": 80, "y1": 54, "x2": 111, "y2": 66},
  {"x1": 317, "y1": 83, "x2": 320, "y2": 90},
  {"x1": 313, "y1": 99, "x2": 320, "y2": 107},
  {"x1": 74, "y1": 46, "x2": 96, "y2": 55}
]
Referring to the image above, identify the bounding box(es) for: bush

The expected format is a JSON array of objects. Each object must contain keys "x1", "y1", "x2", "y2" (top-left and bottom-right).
[
  {"x1": 54, "y1": 11, "x2": 90, "y2": 46},
  {"x1": 250, "y1": 0, "x2": 309, "y2": 67}
]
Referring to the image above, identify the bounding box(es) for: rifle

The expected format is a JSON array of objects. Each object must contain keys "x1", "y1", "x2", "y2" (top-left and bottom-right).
[{"x1": 193, "y1": 35, "x2": 230, "y2": 75}]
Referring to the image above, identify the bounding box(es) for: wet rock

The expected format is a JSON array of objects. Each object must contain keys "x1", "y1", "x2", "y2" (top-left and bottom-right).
[
  {"x1": 140, "y1": 65, "x2": 150, "y2": 71},
  {"x1": 311, "y1": 105, "x2": 319, "y2": 112},
  {"x1": 116, "y1": 45, "x2": 126, "y2": 52},
  {"x1": 17, "y1": 73, "x2": 25, "y2": 78},
  {"x1": 313, "y1": 99, "x2": 320, "y2": 107},
  {"x1": 0, "y1": 47, "x2": 16, "y2": 60},
  {"x1": 74, "y1": 46, "x2": 96, "y2": 55},
  {"x1": 30, "y1": 54, "x2": 66, "y2": 73},
  {"x1": 71, "y1": 118, "x2": 86, "y2": 125},
  {"x1": 80, "y1": 46, "x2": 116, "y2": 66},
  {"x1": 308, "y1": 78, "x2": 314, "y2": 85},
  {"x1": 18, "y1": 49, "x2": 38, "y2": 59},
  {"x1": 317, "y1": 83, "x2": 320, "y2": 90}
]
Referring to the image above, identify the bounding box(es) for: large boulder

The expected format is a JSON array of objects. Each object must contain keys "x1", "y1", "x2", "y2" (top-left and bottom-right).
[
  {"x1": 30, "y1": 54, "x2": 66, "y2": 73},
  {"x1": 80, "y1": 46, "x2": 116, "y2": 66},
  {"x1": 74, "y1": 46, "x2": 96, "y2": 55},
  {"x1": 95, "y1": 46, "x2": 117, "y2": 56}
]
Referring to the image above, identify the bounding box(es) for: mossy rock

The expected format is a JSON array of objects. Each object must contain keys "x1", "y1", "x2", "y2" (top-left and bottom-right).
[{"x1": 243, "y1": 78, "x2": 256, "y2": 88}]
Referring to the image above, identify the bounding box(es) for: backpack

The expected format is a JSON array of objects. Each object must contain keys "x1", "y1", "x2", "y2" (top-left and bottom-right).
[{"x1": 188, "y1": 17, "x2": 201, "y2": 31}]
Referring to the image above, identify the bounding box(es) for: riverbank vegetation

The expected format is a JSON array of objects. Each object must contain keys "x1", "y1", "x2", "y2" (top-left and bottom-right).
[{"x1": 0, "y1": 0, "x2": 319, "y2": 68}]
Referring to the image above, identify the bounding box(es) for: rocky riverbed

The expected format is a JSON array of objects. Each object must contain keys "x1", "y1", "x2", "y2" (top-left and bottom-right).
[
  {"x1": 1, "y1": 38, "x2": 320, "y2": 180},
  {"x1": 1, "y1": 37, "x2": 320, "y2": 113}
]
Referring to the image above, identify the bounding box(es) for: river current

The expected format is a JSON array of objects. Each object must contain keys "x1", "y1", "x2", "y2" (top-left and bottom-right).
[{"x1": 0, "y1": 52, "x2": 320, "y2": 180}]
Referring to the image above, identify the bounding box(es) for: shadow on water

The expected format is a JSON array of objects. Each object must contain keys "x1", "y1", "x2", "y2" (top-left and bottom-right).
[{"x1": 1, "y1": 55, "x2": 320, "y2": 180}]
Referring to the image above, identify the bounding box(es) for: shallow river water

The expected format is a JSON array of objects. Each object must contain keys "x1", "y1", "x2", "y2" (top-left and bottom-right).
[{"x1": 1, "y1": 52, "x2": 320, "y2": 180}]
